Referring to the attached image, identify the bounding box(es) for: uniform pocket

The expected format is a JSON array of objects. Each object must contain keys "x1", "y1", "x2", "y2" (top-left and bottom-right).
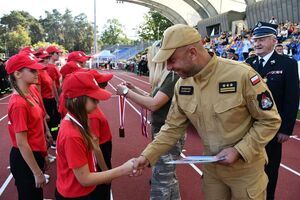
[{"x1": 213, "y1": 95, "x2": 248, "y2": 132}]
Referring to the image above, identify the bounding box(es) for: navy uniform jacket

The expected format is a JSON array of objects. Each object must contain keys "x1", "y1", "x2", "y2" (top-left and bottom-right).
[{"x1": 246, "y1": 52, "x2": 299, "y2": 135}]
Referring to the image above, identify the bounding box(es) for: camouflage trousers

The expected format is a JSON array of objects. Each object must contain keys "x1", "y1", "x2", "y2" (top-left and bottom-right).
[{"x1": 150, "y1": 133, "x2": 186, "y2": 200}]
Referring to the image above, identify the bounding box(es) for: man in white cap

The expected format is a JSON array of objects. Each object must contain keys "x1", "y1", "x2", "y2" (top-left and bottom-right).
[{"x1": 130, "y1": 24, "x2": 281, "y2": 199}]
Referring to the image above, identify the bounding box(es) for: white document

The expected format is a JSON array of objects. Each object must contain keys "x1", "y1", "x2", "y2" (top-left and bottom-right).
[{"x1": 166, "y1": 156, "x2": 225, "y2": 164}]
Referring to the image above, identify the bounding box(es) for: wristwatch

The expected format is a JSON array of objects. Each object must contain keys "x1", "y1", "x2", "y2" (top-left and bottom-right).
[{"x1": 123, "y1": 87, "x2": 129, "y2": 96}]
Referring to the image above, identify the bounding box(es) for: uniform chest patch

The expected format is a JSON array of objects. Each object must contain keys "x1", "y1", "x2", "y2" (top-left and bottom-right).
[
  {"x1": 257, "y1": 91, "x2": 273, "y2": 110},
  {"x1": 179, "y1": 86, "x2": 193, "y2": 95},
  {"x1": 219, "y1": 82, "x2": 237, "y2": 93}
]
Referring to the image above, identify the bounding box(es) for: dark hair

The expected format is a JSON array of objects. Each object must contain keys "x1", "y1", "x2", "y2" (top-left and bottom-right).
[
  {"x1": 276, "y1": 44, "x2": 283, "y2": 48},
  {"x1": 9, "y1": 70, "x2": 34, "y2": 106},
  {"x1": 65, "y1": 96, "x2": 93, "y2": 150}
]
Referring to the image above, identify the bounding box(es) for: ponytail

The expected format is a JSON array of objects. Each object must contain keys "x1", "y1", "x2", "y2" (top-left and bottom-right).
[
  {"x1": 9, "y1": 74, "x2": 34, "y2": 106},
  {"x1": 65, "y1": 96, "x2": 93, "y2": 150}
]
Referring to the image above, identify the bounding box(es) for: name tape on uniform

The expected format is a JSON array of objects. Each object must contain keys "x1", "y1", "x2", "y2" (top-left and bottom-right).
[
  {"x1": 179, "y1": 86, "x2": 194, "y2": 95},
  {"x1": 219, "y1": 81, "x2": 237, "y2": 93}
]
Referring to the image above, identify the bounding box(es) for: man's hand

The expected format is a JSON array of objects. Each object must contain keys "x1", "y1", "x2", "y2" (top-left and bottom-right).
[
  {"x1": 277, "y1": 133, "x2": 289, "y2": 143},
  {"x1": 116, "y1": 84, "x2": 128, "y2": 96},
  {"x1": 132, "y1": 155, "x2": 149, "y2": 176},
  {"x1": 216, "y1": 147, "x2": 241, "y2": 166}
]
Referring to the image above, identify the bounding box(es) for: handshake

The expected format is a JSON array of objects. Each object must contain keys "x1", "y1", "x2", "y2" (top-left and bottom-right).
[{"x1": 121, "y1": 156, "x2": 150, "y2": 177}]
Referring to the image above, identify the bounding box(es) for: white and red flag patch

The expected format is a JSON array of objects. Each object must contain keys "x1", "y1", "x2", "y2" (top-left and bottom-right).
[{"x1": 250, "y1": 75, "x2": 260, "y2": 86}]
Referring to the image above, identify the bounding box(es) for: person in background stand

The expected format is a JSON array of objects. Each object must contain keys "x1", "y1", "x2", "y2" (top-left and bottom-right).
[
  {"x1": 274, "y1": 44, "x2": 284, "y2": 55},
  {"x1": 5, "y1": 54, "x2": 48, "y2": 200},
  {"x1": 137, "y1": 56, "x2": 148, "y2": 76},
  {"x1": 55, "y1": 72, "x2": 134, "y2": 199},
  {"x1": 117, "y1": 41, "x2": 184, "y2": 200},
  {"x1": 0, "y1": 58, "x2": 11, "y2": 97},
  {"x1": 246, "y1": 21, "x2": 299, "y2": 200}
]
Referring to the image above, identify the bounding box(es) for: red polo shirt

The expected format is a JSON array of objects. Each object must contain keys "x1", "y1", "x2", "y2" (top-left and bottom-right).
[
  {"x1": 89, "y1": 107, "x2": 112, "y2": 144},
  {"x1": 56, "y1": 119, "x2": 97, "y2": 198},
  {"x1": 38, "y1": 69, "x2": 54, "y2": 99},
  {"x1": 8, "y1": 90, "x2": 47, "y2": 154},
  {"x1": 46, "y1": 64, "x2": 61, "y2": 89}
]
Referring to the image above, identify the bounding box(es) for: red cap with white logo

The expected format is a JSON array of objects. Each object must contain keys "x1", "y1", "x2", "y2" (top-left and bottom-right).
[
  {"x1": 63, "y1": 71, "x2": 112, "y2": 100},
  {"x1": 5, "y1": 54, "x2": 45, "y2": 74}
]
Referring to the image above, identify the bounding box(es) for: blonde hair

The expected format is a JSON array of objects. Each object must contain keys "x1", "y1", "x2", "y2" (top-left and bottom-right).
[{"x1": 148, "y1": 41, "x2": 171, "y2": 90}]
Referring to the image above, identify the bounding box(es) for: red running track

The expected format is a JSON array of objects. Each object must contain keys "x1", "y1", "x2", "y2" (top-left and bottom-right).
[{"x1": 0, "y1": 70, "x2": 299, "y2": 200}]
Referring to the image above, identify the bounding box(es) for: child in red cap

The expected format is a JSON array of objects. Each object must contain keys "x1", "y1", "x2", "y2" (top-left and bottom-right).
[
  {"x1": 5, "y1": 53, "x2": 48, "y2": 200},
  {"x1": 56, "y1": 71, "x2": 134, "y2": 199},
  {"x1": 88, "y1": 70, "x2": 114, "y2": 200}
]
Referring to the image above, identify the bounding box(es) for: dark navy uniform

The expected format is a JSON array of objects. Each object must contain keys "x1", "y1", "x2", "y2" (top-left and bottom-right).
[{"x1": 246, "y1": 51, "x2": 299, "y2": 199}]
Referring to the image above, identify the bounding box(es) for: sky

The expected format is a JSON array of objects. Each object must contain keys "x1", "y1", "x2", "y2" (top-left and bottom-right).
[{"x1": 0, "y1": 0, "x2": 149, "y2": 39}]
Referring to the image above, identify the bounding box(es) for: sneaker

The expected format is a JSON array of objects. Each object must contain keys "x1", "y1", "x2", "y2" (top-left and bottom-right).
[
  {"x1": 45, "y1": 178, "x2": 49, "y2": 184},
  {"x1": 44, "y1": 174, "x2": 50, "y2": 179},
  {"x1": 49, "y1": 157, "x2": 55, "y2": 163},
  {"x1": 50, "y1": 144, "x2": 56, "y2": 149},
  {"x1": 48, "y1": 154, "x2": 56, "y2": 159}
]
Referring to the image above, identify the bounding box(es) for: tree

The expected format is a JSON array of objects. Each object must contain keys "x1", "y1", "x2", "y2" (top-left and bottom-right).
[
  {"x1": 138, "y1": 10, "x2": 173, "y2": 41},
  {"x1": 100, "y1": 18, "x2": 126, "y2": 46},
  {"x1": 6, "y1": 25, "x2": 31, "y2": 55},
  {"x1": 72, "y1": 13, "x2": 93, "y2": 53},
  {"x1": 0, "y1": 11, "x2": 45, "y2": 45}
]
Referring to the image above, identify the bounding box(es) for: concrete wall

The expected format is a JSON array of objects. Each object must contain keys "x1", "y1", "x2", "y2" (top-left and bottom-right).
[
  {"x1": 197, "y1": 11, "x2": 245, "y2": 37},
  {"x1": 246, "y1": 0, "x2": 300, "y2": 29}
]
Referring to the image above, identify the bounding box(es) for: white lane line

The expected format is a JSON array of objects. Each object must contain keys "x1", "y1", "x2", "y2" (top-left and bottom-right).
[
  {"x1": 108, "y1": 82, "x2": 203, "y2": 177},
  {"x1": 117, "y1": 73, "x2": 151, "y2": 85},
  {"x1": 0, "y1": 173, "x2": 13, "y2": 196},
  {"x1": 0, "y1": 94, "x2": 11, "y2": 101},
  {"x1": 0, "y1": 115, "x2": 8, "y2": 122},
  {"x1": 280, "y1": 164, "x2": 300, "y2": 176}
]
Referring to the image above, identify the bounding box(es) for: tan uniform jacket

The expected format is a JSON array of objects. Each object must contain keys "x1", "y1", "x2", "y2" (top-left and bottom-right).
[{"x1": 142, "y1": 55, "x2": 281, "y2": 166}]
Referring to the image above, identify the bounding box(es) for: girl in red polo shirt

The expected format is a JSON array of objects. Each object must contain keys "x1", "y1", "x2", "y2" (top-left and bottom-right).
[
  {"x1": 6, "y1": 54, "x2": 48, "y2": 200},
  {"x1": 88, "y1": 71, "x2": 114, "y2": 200},
  {"x1": 56, "y1": 72, "x2": 134, "y2": 199}
]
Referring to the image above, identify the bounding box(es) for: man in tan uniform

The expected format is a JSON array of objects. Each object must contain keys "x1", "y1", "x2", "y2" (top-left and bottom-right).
[{"x1": 132, "y1": 24, "x2": 281, "y2": 199}]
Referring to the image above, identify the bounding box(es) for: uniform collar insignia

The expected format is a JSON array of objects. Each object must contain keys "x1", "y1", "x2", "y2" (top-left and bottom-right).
[
  {"x1": 257, "y1": 22, "x2": 262, "y2": 27},
  {"x1": 270, "y1": 60, "x2": 275, "y2": 65}
]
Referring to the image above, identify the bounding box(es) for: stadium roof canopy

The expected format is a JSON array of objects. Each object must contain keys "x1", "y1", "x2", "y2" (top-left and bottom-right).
[{"x1": 117, "y1": 0, "x2": 262, "y2": 26}]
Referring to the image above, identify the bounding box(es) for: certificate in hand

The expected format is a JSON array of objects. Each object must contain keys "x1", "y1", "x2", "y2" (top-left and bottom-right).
[{"x1": 166, "y1": 156, "x2": 225, "y2": 164}]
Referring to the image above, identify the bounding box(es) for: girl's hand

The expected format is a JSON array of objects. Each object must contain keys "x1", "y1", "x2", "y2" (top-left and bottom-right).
[
  {"x1": 34, "y1": 171, "x2": 46, "y2": 188},
  {"x1": 122, "y1": 158, "x2": 135, "y2": 175}
]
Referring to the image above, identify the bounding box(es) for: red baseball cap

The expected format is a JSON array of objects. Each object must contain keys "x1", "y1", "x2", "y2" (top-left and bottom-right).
[
  {"x1": 60, "y1": 61, "x2": 81, "y2": 78},
  {"x1": 19, "y1": 46, "x2": 35, "y2": 54},
  {"x1": 67, "y1": 51, "x2": 91, "y2": 62},
  {"x1": 46, "y1": 45, "x2": 62, "y2": 54},
  {"x1": 62, "y1": 71, "x2": 112, "y2": 100},
  {"x1": 5, "y1": 54, "x2": 45, "y2": 74},
  {"x1": 34, "y1": 48, "x2": 51, "y2": 59},
  {"x1": 88, "y1": 70, "x2": 113, "y2": 83}
]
